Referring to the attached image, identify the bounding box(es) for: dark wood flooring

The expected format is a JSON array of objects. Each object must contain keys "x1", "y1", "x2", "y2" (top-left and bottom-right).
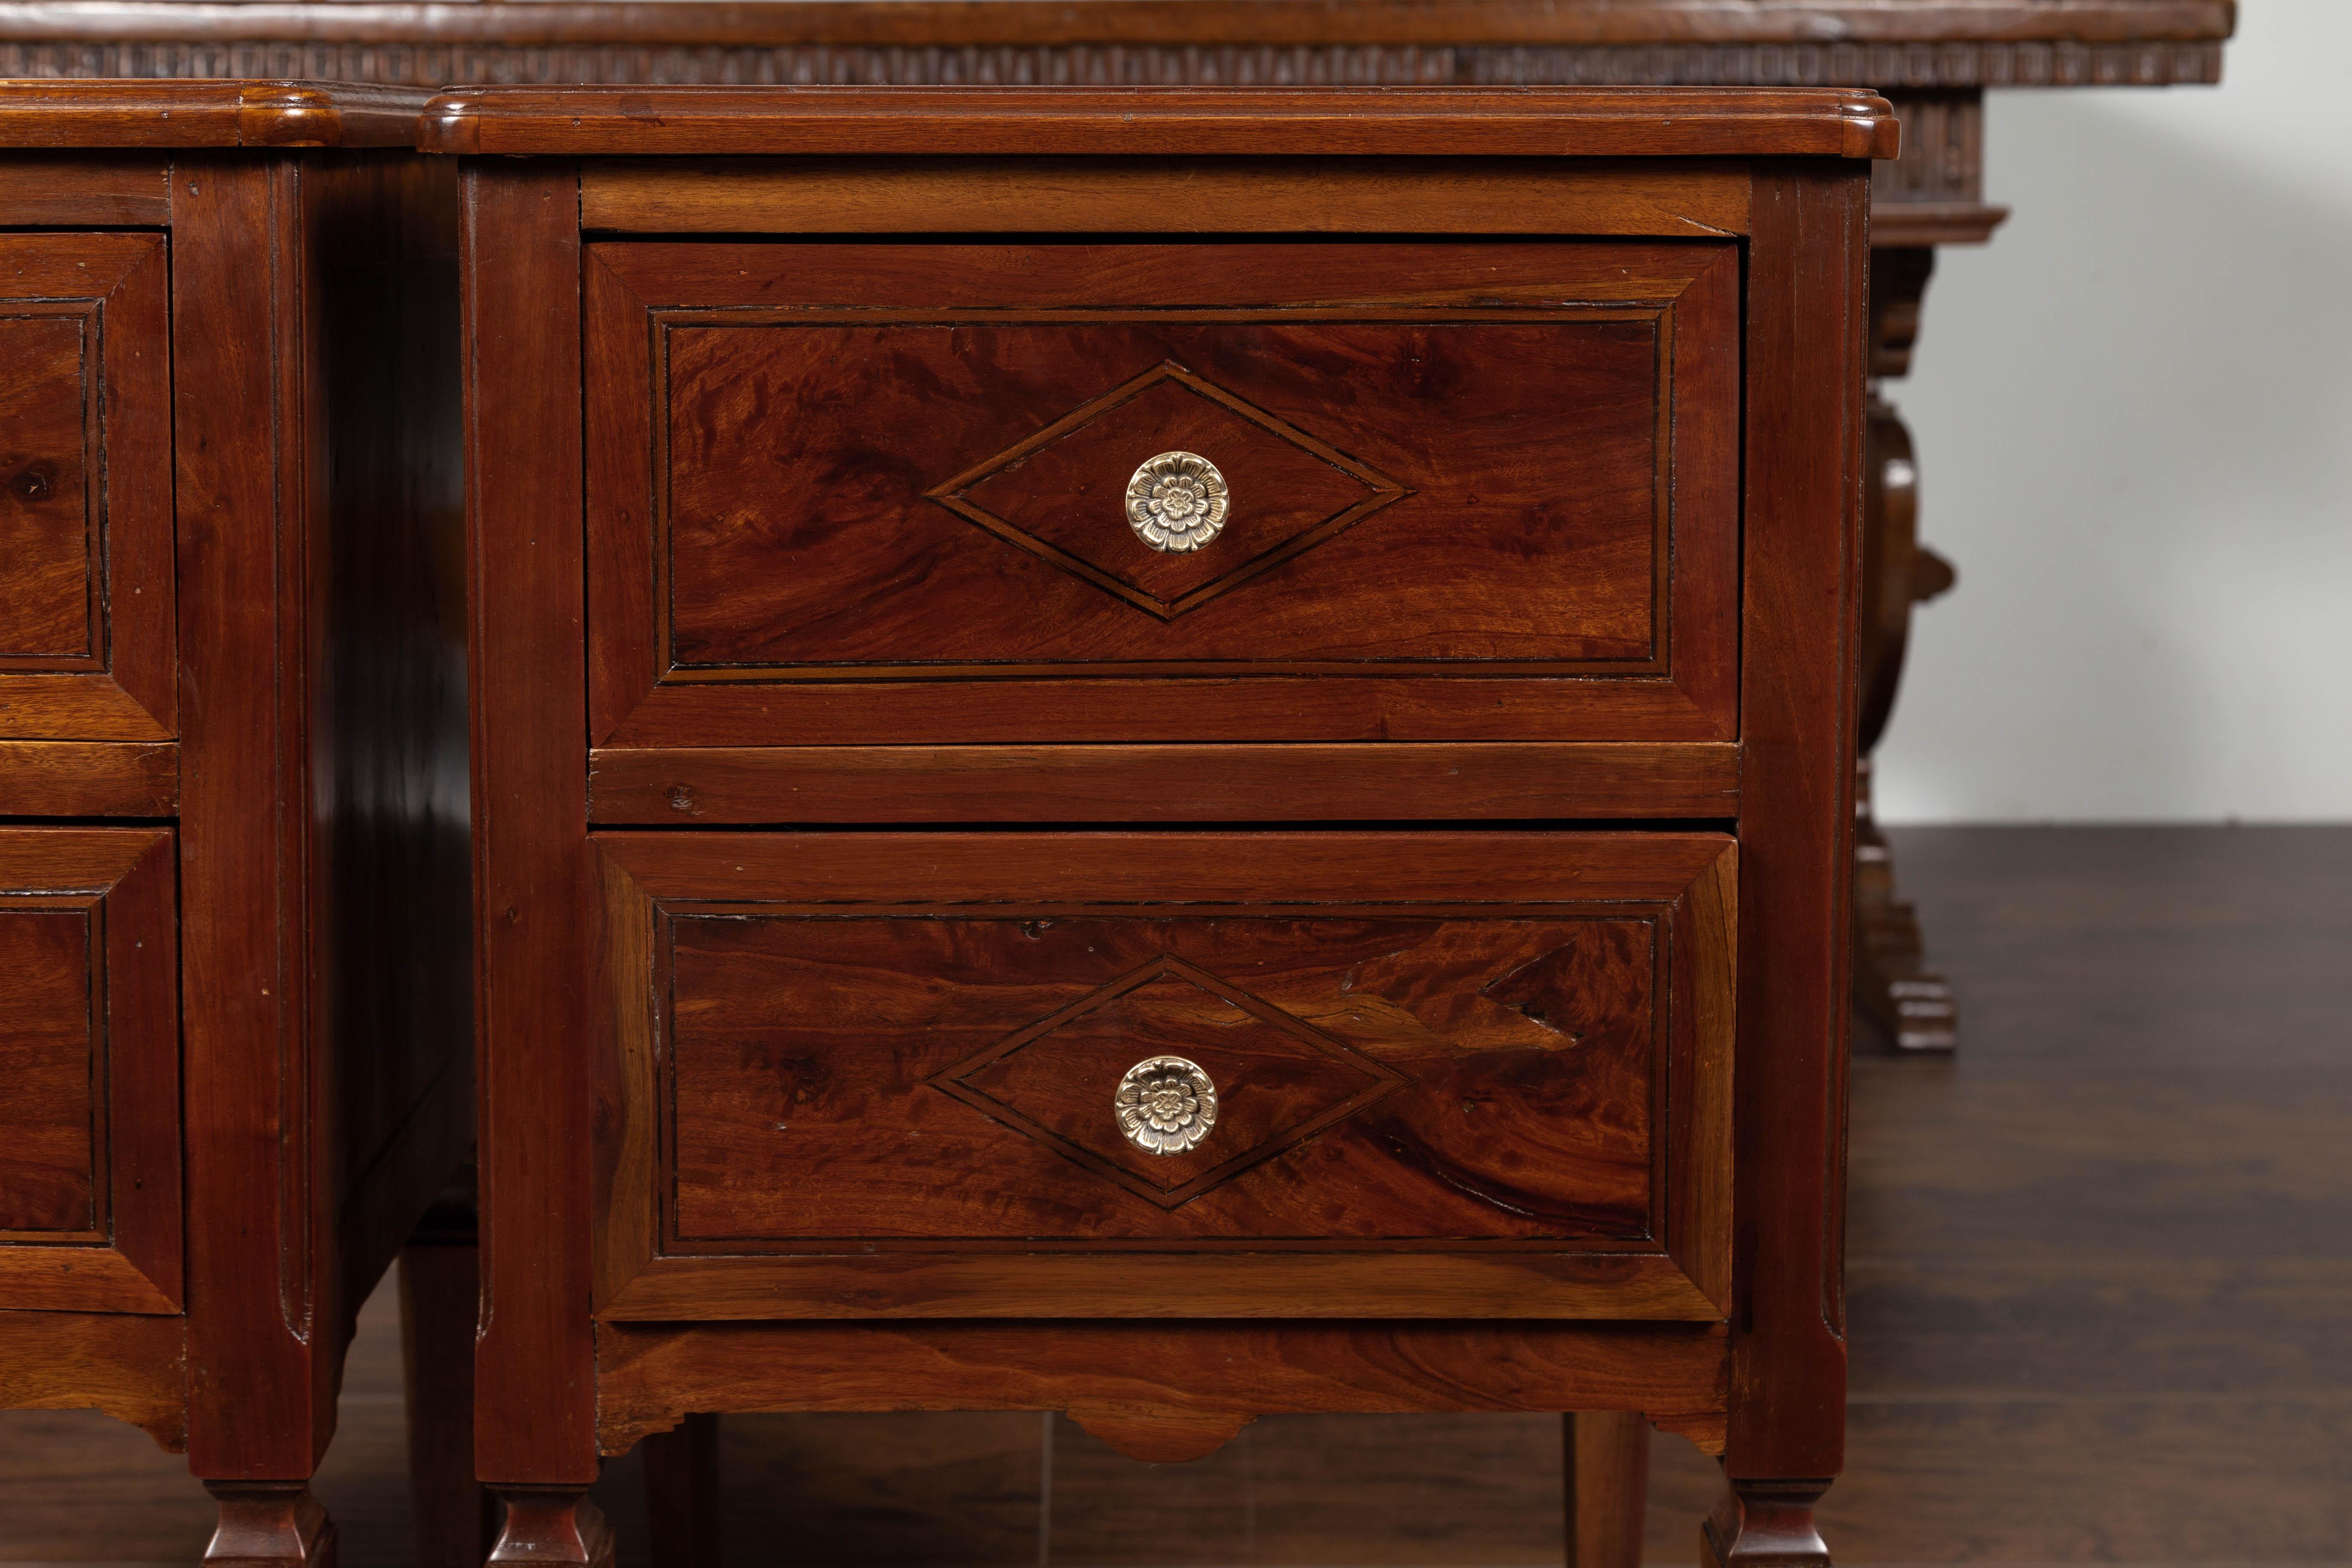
[{"x1": 6, "y1": 827, "x2": 2347, "y2": 1565}]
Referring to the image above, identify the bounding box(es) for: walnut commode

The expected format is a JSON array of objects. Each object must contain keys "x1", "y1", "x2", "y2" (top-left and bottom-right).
[{"x1": 427, "y1": 84, "x2": 1893, "y2": 1568}]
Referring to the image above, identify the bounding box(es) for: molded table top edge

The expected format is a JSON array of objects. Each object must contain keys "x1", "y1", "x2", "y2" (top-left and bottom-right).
[
  {"x1": 0, "y1": 0, "x2": 2239, "y2": 50},
  {"x1": 418, "y1": 84, "x2": 1901, "y2": 158},
  {"x1": 0, "y1": 78, "x2": 429, "y2": 146}
]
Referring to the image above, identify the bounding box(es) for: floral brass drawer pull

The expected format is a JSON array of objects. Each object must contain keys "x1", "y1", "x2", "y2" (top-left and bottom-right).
[
  {"x1": 1125, "y1": 451, "x2": 1229, "y2": 553},
  {"x1": 1115, "y1": 1055, "x2": 1219, "y2": 1155}
]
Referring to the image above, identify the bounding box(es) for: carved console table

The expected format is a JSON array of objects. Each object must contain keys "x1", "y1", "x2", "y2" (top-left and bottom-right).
[{"x1": 0, "y1": 0, "x2": 2238, "y2": 1051}]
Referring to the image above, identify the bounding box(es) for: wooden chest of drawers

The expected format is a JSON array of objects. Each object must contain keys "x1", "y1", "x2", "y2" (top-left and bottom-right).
[
  {"x1": 0, "y1": 82, "x2": 471, "y2": 1562},
  {"x1": 436, "y1": 85, "x2": 1889, "y2": 1567}
]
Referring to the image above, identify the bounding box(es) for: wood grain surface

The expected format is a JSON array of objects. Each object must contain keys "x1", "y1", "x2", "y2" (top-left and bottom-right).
[
  {"x1": 0, "y1": 1310, "x2": 185, "y2": 1452},
  {"x1": 579, "y1": 156, "x2": 1754, "y2": 237},
  {"x1": 168, "y1": 142, "x2": 472, "y2": 1494},
  {"x1": 0, "y1": 80, "x2": 427, "y2": 148},
  {"x1": 462, "y1": 159, "x2": 602, "y2": 1487},
  {"x1": 588, "y1": 239, "x2": 1737, "y2": 748},
  {"x1": 594, "y1": 1319, "x2": 1730, "y2": 1460},
  {"x1": 666, "y1": 915, "x2": 1662, "y2": 1242},
  {"x1": 680, "y1": 321, "x2": 1640, "y2": 649},
  {"x1": 0, "y1": 905, "x2": 98, "y2": 1234},
  {"x1": 589, "y1": 742, "x2": 1740, "y2": 824},
  {"x1": 422, "y1": 86, "x2": 1896, "y2": 159},
  {"x1": 0, "y1": 827, "x2": 179, "y2": 1315},
  {"x1": 597, "y1": 829, "x2": 1735, "y2": 905},
  {"x1": 597, "y1": 1253, "x2": 1726, "y2": 1325},
  {"x1": 0, "y1": 740, "x2": 176, "y2": 816},
  {"x1": 456, "y1": 92, "x2": 1864, "y2": 1522},
  {"x1": 0, "y1": 230, "x2": 172, "y2": 742},
  {"x1": 1719, "y1": 164, "x2": 1867, "y2": 1487},
  {"x1": 0, "y1": 129, "x2": 470, "y2": 1554},
  {"x1": 590, "y1": 831, "x2": 1730, "y2": 1321},
  {"x1": 0, "y1": 314, "x2": 101, "y2": 662},
  {"x1": 170, "y1": 151, "x2": 328, "y2": 1480},
  {"x1": 0, "y1": 152, "x2": 169, "y2": 224}
]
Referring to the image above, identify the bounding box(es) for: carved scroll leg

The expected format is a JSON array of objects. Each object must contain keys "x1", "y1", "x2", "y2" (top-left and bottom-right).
[
  {"x1": 1564, "y1": 1412, "x2": 1649, "y2": 1568},
  {"x1": 643, "y1": 1413, "x2": 723, "y2": 1568},
  {"x1": 488, "y1": 1488, "x2": 615, "y2": 1568},
  {"x1": 402, "y1": 1190, "x2": 500, "y2": 1568},
  {"x1": 203, "y1": 1482, "x2": 337, "y2": 1568},
  {"x1": 1855, "y1": 252, "x2": 1962, "y2": 1054},
  {"x1": 1700, "y1": 1479, "x2": 1831, "y2": 1568}
]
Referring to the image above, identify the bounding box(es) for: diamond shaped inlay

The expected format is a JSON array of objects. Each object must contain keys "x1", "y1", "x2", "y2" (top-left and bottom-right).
[
  {"x1": 928, "y1": 955, "x2": 1409, "y2": 1210},
  {"x1": 926, "y1": 361, "x2": 1411, "y2": 620}
]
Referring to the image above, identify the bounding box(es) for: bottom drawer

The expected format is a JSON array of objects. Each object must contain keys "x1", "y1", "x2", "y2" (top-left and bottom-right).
[
  {"x1": 590, "y1": 831, "x2": 1732, "y2": 1321},
  {"x1": 0, "y1": 827, "x2": 180, "y2": 1314}
]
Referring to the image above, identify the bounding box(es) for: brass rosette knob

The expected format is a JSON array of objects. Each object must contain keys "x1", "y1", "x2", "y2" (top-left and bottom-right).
[
  {"x1": 1114, "y1": 1056, "x2": 1219, "y2": 1155},
  {"x1": 1125, "y1": 451, "x2": 1229, "y2": 553}
]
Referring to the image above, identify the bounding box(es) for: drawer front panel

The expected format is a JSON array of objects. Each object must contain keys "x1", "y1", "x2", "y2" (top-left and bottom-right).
[
  {"x1": 664, "y1": 319, "x2": 1654, "y2": 665},
  {"x1": 673, "y1": 911, "x2": 1654, "y2": 1242},
  {"x1": 587, "y1": 242, "x2": 1737, "y2": 747},
  {"x1": 0, "y1": 828, "x2": 181, "y2": 1314},
  {"x1": 593, "y1": 832, "x2": 1731, "y2": 1320},
  {"x1": 0, "y1": 314, "x2": 98, "y2": 662},
  {"x1": 0, "y1": 233, "x2": 173, "y2": 741}
]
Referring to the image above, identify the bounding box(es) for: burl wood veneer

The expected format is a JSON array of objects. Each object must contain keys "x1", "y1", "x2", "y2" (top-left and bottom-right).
[
  {"x1": 0, "y1": 81, "x2": 470, "y2": 1563},
  {"x1": 435, "y1": 85, "x2": 1886, "y2": 1568}
]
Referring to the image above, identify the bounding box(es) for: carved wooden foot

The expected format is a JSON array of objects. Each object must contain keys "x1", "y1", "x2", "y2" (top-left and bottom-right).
[
  {"x1": 642, "y1": 1413, "x2": 723, "y2": 1568},
  {"x1": 1853, "y1": 763, "x2": 1959, "y2": 1053},
  {"x1": 1563, "y1": 1411, "x2": 1649, "y2": 1568},
  {"x1": 402, "y1": 1188, "x2": 500, "y2": 1568},
  {"x1": 202, "y1": 1482, "x2": 337, "y2": 1568},
  {"x1": 1700, "y1": 1479, "x2": 1831, "y2": 1568},
  {"x1": 488, "y1": 1488, "x2": 616, "y2": 1568}
]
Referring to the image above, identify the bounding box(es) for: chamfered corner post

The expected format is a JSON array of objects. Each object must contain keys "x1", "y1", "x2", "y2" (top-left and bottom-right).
[
  {"x1": 1722, "y1": 156, "x2": 1871, "y2": 1554},
  {"x1": 172, "y1": 144, "x2": 345, "y2": 1563},
  {"x1": 458, "y1": 153, "x2": 603, "y2": 1536}
]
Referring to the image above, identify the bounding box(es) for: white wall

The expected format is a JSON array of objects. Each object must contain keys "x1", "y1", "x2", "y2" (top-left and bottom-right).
[{"x1": 1871, "y1": 0, "x2": 2352, "y2": 823}]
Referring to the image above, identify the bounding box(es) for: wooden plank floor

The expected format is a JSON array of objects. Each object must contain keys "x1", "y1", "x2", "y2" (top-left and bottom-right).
[{"x1": 5, "y1": 827, "x2": 2346, "y2": 1566}]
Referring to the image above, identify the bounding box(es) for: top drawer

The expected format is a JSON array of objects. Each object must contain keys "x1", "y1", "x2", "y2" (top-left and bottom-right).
[
  {"x1": 0, "y1": 233, "x2": 172, "y2": 742},
  {"x1": 585, "y1": 240, "x2": 1737, "y2": 748}
]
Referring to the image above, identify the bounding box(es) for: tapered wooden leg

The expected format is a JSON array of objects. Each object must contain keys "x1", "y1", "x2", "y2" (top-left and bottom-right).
[
  {"x1": 642, "y1": 1413, "x2": 723, "y2": 1568},
  {"x1": 402, "y1": 1190, "x2": 499, "y2": 1568},
  {"x1": 1564, "y1": 1412, "x2": 1649, "y2": 1568},
  {"x1": 488, "y1": 1488, "x2": 615, "y2": 1568},
  {"x1": 1699, "y1": 1480, "x2": 1831, "y2": 1568},
  {"x1": 203, "y1": 1482, "x2": 337, "y2": 1568}
]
